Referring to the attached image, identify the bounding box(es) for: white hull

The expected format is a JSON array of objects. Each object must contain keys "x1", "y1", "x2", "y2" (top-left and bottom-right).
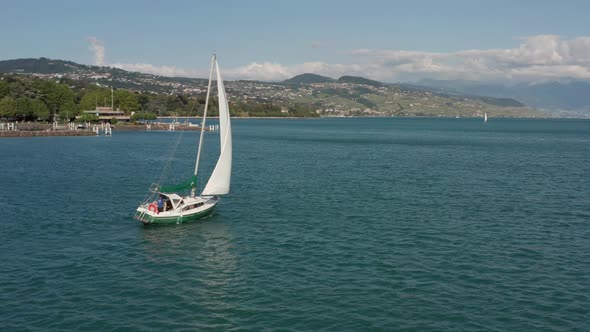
[{"x1": 135, "y1": 195, "x2": 219, "y2": 224}]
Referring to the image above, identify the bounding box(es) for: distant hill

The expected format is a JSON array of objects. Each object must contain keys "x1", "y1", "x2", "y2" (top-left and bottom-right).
[
  {"x1": 0, "y1": 57, "x2": 208, "y2": 93},
  {"x1": 0, "y1": 57, "x2": 86, "y2": 73},
  {"x1": 0, "y1": 57, "x2": 550, "y2": 118},
  {"x1": 282, "y1": 74, "x2": 386, "y2": 87},
  {"x1": 337, "y1": 75, "x2": 383, "y2": 87},
  {"x1": 282, "y1": 73, "x2": 335, "y2": 84},
  {"x1": 419, "y1": 79, "x2": 590, "y2": 116}
]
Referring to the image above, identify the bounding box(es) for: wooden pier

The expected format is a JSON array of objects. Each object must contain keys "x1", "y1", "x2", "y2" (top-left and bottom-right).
[{"x1": 0, "y1": 121, "x2": 210, "y2": 138}]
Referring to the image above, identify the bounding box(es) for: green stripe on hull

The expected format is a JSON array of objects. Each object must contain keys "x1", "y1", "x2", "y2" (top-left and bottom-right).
[{"x1": 138, "y1": 205, "x2": 216, "y2": 225}]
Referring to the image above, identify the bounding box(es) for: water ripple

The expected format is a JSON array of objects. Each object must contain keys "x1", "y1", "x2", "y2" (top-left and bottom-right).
[{"x1": 1, "y1": 119, "x2": 589, "y2": 331}]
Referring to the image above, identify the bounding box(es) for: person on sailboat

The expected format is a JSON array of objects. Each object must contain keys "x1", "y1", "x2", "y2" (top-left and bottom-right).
[{"x1": 157, "y1": 196, "x2": 164, "y2": 212}]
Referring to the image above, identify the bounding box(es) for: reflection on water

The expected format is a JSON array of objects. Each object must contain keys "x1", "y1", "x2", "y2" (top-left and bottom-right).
[
  {"x1": 139, "y1": 216, "x2": 238, "y2": 318},
  {"x1": 140, "y1": 216, "x2": 236, "y2": 273}
]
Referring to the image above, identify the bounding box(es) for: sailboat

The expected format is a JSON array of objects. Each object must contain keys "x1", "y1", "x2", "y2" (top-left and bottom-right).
[
  {"x1": 484, "y1": 112, "x2": 488, "y2": 123},
  {"x1": 134, "y1": 54, "x2": 232, "y2": 225}
]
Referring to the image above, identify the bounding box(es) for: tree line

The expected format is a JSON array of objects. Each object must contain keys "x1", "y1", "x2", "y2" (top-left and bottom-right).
[{"x1": 0, "y1": 74, "x2": 319, "y2": 121}]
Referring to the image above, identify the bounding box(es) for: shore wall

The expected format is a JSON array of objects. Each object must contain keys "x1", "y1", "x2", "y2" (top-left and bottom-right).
[
  {"x1": 0, "y1": 122, "x2": 208, "y2": 137},
  {"x1": 114, "y1": 124, "x2": 204, "y2": 131},
  {"x1": 0, "y1": 130, "x2": 96, "y2": 137},
  {"x1": 12, "y1": 123, "x2": 53, "y2": 131}
]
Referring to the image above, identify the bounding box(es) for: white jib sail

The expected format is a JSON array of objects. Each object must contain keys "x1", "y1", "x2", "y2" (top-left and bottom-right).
[{"x1": 201, "y1": 59, "x2": 232, "y2": 196}]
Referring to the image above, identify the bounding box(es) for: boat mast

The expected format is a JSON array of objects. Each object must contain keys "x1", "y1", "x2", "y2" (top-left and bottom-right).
[{"x1": 192, "y1": 54, "x2": 216, "y2": 197}]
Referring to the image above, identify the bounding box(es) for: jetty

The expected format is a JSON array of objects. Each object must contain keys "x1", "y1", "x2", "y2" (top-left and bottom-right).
[
  {"x1": 0, "y1": 121, "x2": 212, "y2": 138},
  {"x1": 0, "y1": 122, "x2": 95, "y2": 137},
  {"x1": 115, "y1": 123, "x2": 206, "y2": 131}
]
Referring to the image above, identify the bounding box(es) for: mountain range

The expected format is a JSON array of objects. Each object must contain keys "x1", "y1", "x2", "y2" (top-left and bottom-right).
[
  {"x1": 281, "y1": 73, "x2": 590, "y2": 117},
  {"x1": 417, "y1": 79, "x2": 590, "y2": 117},
  {"x1": 2, "y1": 57, "x2": 586, "y2": 117},
  {"x1": 282, "y1": 74, "x2": 384, "y2": 87}
]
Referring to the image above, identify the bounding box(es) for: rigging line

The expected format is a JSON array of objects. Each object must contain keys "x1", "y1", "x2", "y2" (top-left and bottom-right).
[
  {"x1": 142, "y1": 127, "x2": 184, "y2": 202},
  {"x1": 154, "y1": 86, "x2": 204, "y2": 188},
  {"x1": 155, "y1": 125, "x2": 185, "y2": 187},
  {"x1": 142, "y1": 82, "x2": 205, "y2": 200},
  {"x1": 186, "y1": 90, "x2": 201, "y2": 115},
  {"x1": 141, "y1": 127, "x2": 185, "y2": 201}
]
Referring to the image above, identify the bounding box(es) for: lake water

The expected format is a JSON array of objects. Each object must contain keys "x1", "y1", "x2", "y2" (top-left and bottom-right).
[{"x1": 1, "y1": 118, "x2": 589, "y2": 331}]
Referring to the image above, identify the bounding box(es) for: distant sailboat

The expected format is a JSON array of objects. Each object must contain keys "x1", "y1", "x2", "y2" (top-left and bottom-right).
[
  {"x1": 134, "y1": 54, "x2": 232, "y2": 225},
  {"x1": 484, "y1": 112, "x2": 488, "y2": 123}
]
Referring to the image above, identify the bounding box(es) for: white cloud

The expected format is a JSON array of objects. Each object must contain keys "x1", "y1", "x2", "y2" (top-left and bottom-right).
[
  {"x1": 222, "y1": 61, "x2": 367, "y2": 81},
  {"x1": 90, "y1": 35, "x2": 590, "y2": 83},
  {"x1": 110, "y1": 62, "x2": 205, "y2": 77},
  {"x1": 224, "y1": 62, "x2": 292, "y2": 81},
  {"x1": 87, "y1": 37, "x2": 105, "y2": 66},
  {"x1": 348, "y1": 35, "x2": 590, "y2": 82}
]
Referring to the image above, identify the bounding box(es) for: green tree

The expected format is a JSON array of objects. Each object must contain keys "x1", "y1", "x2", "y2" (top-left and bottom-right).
[
  {"x1": 0, "y1": 81, "x2": 9, "y2": 99},
  {"x1": 59, "y1": 98, "x2": 78, "y2": 120},
  {"x1": 145, "y1": 95, "x2": 168, "y2": 115},
  {"x1": 0, "y1": 96, "x2": 17, "y2": 119},
  {"x1": 79, "y1": 113, "x2": 99, "y2": 122},
  {"x1": 31, "y1": 99, "x2": 50, "y2": 121},
  {"x1": 114, "y1": 90, "x2": 139, "y2": 114},
  {"x1": 137, "y1": 93, "x2": 151, "y2": 110},
  {"x1": 36, "y1": 81, "x2": 76, "y2": 118},
  {"x1": 15, "y1": 97, "x2": 33, "y2": 119},
  {"x1": 79, "y1": 89, "x2": 110, "y2": 111},
  {"x1": 131, "y1": 111, "x2": 157, "y2": 121}
]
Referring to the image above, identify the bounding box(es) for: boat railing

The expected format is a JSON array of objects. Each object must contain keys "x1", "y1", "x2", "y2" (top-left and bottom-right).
[
  {"x1": 133, "y1": 210, "x2": 150, "y2": 223},
  {"x1": 149, "y1": 183, "x2": 160, "y2": 193},
  {"x1": 133, "y1": 198, "x2": 154, "y2": 223}
]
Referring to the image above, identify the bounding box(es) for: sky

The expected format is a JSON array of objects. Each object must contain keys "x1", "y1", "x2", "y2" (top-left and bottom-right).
[{"x1": 1, "y1": 0, "x2": 589, "y2": 83}]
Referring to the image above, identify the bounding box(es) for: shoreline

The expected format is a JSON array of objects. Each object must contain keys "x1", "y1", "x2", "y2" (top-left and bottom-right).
[
  {"x1": 114, "y1": 124, "x2": 204, "y2": 131},
  {"x1": 159, "y1": 114, "x2": 567, "y2": 120},
  {"x1": 0, "y1": 130, "x2": 96, "y2": 138},
  {"x1": 1, "y1": 116, "x2": 585, "y2": 138},
  {"x1": 0, "y1": 123, "x2": 208, "y2": 137}
]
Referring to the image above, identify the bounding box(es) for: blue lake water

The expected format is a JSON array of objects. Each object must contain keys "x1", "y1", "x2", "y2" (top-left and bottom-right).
[{"x1": 1, "y1": 118, "x2": 589, "y2": 331}]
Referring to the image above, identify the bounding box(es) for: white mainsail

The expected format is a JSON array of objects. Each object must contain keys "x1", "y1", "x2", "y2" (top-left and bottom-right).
[
  {"x1": 201, "y1": 59, "x2": 232, "y2": 196},
  {"x1": 484, "y1": 112, "x2": 488, "y2": 123}
]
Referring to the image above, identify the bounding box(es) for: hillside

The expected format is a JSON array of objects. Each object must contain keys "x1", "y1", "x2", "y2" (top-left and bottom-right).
[
  {"x1": 0, "y1": 58, "x2": 83, "y2": 73},
  {"x1": 419, "y1": 79, "x2": 590, "y2": 117},
  {"x1": 0, "y1": 58, "x2": 549, "y2": 118},
  {"x1": 337, "y1": 75, "x2": 383, "y2": 87},
  {"x1": 0, "y1": 57, "x2": 208, "y2": 93},
  {"x1": 282, "y1": 73, "x2": 335, "y2": 84}
]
